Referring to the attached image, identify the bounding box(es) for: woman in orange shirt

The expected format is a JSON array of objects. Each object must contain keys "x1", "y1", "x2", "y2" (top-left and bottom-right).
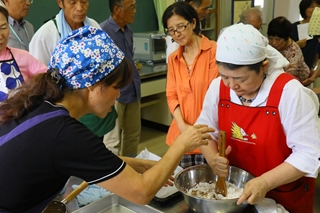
[{"x1": 162, "y1": 2, "x2": 219, "y2": 168}]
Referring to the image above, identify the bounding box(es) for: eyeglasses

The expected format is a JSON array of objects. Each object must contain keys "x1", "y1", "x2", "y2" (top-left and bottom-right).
[
  {"x1": 21, "y1": 0, "x2": 33, "y2": 4},
  {"x1": 165, "y1": 22, "x2": 190, "y2": 36}
]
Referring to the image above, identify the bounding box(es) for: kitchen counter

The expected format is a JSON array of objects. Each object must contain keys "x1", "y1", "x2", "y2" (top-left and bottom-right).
[
  {"x1": 65, "y1": 178, "x2": 257, "y2": 213},
  {"x1": 138, "y1": 62, "x2": 167, "y2": 80},
  {"x1": 139, "y1": 62, "x2": 172, "y2": 126},
  {"x1": 149, "y1": 200, "x2": 257, "y2": 213},
  {"x1": 71, "y1": 192, "x2": 257, "y2": 213}
]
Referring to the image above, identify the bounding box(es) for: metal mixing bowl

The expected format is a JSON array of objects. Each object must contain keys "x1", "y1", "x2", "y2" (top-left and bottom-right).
[{"x1": 174, "y1": 164, "x2": 254, "y2": 213}]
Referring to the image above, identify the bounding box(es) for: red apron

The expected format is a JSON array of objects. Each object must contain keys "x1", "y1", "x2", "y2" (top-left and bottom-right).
[{"x1": 218, "y1": 73, "x2": 315, "y2": 213}]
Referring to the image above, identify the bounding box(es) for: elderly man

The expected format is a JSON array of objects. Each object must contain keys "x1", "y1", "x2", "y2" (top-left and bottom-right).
[
  {"x1": 29, "y1": 0, "x2": 100, "y2": 65},
  {"x1": 239, "y1": 7, "x2": 263, "y2": 30},
  {"x1": 1, "y1": 0, "x2": 34, "y2": 51},
  {"x1": 29, "y1": 0, "x2": 118, "y2": 139},
  {"x1": 100, "y1": 0, "x2": 141, "y2": 157},
  {"x1": 166, "y1": 0, "x2": 212, "y2": 61},
  {"x1": 185, "y1": 0, "x2": 212, "y2": 22}
]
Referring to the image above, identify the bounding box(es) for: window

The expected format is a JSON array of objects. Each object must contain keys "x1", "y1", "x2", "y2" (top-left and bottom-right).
[{"x1": 254, "y1": 0, "x2": 264, "y2": 8}]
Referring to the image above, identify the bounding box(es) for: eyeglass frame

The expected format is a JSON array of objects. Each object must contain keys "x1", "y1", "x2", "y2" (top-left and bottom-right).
[
  {"x1": 21, "y1": 0, "x2": 33, "y2": 4},
  {"x1": 165, "y1": 22, "x2": 190, "y2": 36}
]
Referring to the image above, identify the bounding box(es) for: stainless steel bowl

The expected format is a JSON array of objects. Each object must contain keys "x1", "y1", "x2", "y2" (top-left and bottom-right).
[{"x1": 174, "y1": 164, "x2": 254, "y2": 213}]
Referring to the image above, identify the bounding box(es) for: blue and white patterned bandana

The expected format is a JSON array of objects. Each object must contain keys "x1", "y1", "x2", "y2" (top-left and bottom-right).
[{"x1": 48, "y1": 26, "x2": 125, "y2": 89}]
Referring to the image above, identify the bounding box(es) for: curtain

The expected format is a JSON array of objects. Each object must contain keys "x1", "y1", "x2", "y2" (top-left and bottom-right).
[{"x1": 153, "y1": 0, "x2": 168, "y2": 32}]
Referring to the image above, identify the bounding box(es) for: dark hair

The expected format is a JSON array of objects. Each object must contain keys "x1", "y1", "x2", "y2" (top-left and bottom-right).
[
  {"x1": 267, "y1": 16, "x2": 292, "y2": 40},
  {"x1": 162, "y1": 1, "x2": 200, "y2": 35},
  {"x1": 0, "y1": 5, "x2": 9, "y2": 22},
  {"x1": 216, "y1": 60, "x2": 264, "y2": 74},
  {"x1": 299, "y1": 0, "x2": 319, "y2": 19},
  {"x1": 184, "y1": 0, "x2": 203, "y2": 7},
  {"x1": 0, "y1": 58, "x2": 132, "y2": 124},
  {"x1": 109, "y1": 0, "x2": 123, "y2": 13}
]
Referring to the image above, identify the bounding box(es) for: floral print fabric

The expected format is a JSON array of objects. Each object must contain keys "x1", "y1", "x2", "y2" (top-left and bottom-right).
[
  {"x1": 280, "y1": 41, "x2": 310, "y2": 81},
  {"x1": 48, "y1": 26, "x2": 124, "y2": 89}
]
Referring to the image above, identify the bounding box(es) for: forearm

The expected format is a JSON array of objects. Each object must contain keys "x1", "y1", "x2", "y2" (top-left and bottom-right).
[
  {"x1": 99, "y1": 145, "x2": 185, "y2": 205},
  {"x1": 173, "y1": 106, "x2": 187, "y2": 130},
  {"x1": 141, "y1": 142, "x2": 186, "y2": 192},
  {"x1": 260, "y1": 162, "x2": 306, "y2": 191},
  {"x1": 312, "y1": 65, "x2": 320, "y2": 79},
  {"x1": 119, "y1": 157, "x2": 155, "y2": 174},
  {"x1": 200, "y1": 139, "x2": 218, "y2": 166}
]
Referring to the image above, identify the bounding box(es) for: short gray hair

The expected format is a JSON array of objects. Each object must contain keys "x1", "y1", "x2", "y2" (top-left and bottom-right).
[
  {"x1": 239, "y1": 7, "x2": 262, "y2": 24},
  {"x1": 184, "y1": 0, "x2": 203, "y2": 7}
]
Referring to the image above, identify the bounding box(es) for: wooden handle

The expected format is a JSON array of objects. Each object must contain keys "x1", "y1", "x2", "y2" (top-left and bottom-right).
[
  {"x1": 61, "y1": 181, "x2": 88, "y2": 204},
  {"x1": 218, "y1": 131, "x2": 226, "y2": 157}
]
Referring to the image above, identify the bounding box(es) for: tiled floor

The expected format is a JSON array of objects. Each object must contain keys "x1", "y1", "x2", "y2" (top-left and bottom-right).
[{"x1": 139, "y1": 125, "x2": 320, "y2": 212}]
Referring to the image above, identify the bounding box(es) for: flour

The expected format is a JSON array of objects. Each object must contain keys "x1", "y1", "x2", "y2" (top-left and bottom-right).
[{"x1": 186, "y1": 181, "x2": 243, "y2": 200}]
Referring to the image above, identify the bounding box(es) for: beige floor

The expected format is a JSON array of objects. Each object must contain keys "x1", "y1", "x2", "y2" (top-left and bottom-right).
[
  {"x1": 138, "y1": 126, "x2": 168, "y2": 157},
  {"x1": 138, "y1": 125, "x2": 320, "y2": 212}
]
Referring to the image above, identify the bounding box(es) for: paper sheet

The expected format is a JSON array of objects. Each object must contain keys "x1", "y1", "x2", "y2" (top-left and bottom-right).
[
  {"x1": 297, "y1": 23, "x2": 313, "y2": 40},
  {"x1": 136, "y1": 148, "x2": 183, "y2": 198}
]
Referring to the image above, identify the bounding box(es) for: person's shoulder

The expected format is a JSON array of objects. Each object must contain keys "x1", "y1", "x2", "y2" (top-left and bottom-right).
[
  {"x1": 7, "y1": 46, "x2": 29, "y2": 55},
  {"x1": 200, "y1": 34, "x2": 217, "y2": 50},
  {"x1": 291, "y1": 41, "x2": 302, "y2": 50},
  {"x1": 24, "y1": 20, "x2": 34, "y2": 29},
  {"x1": 34, "y1": 20, "x2": 56, "y2": 37},
  {"x1": 100, "y1": 16, "x2": 113, "y2": 30},
  {"x1": 100, "y1": 17, "x2": 110, "y2": 28},
  {"x1": 88, "y1": 17, "x2": 101, "y2": 29},
  {"x1": 169, "y1": 46, "x2": 182, "y2": 61}
]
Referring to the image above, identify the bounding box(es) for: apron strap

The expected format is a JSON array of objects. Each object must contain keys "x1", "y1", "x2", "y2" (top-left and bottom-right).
[
  {"x1": 52, "y1": 18, "x2": 61, "y2": 38},
  {"x1": 266, "y1": 73, "x2": 295, "y2": 107},
  {"x1": 0, "y1": 109, "x2": 69, "y2": 147}
]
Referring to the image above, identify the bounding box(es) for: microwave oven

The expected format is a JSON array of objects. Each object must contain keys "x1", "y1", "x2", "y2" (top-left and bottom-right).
[{"x1": 133, "y1": 31, "x2": 166, "y2": 62}]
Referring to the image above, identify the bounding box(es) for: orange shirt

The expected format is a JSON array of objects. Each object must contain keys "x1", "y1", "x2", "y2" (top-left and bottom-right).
[{"x1": 166, "y1": 35, "x2": 219, "y2": 154}]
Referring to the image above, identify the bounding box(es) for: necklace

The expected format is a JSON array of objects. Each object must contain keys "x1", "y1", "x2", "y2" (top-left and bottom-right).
[{"x1": 239, "y1": 96, "x2": 256, "y2": 103}]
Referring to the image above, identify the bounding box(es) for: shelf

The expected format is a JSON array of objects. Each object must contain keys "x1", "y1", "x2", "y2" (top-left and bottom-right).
[
  {"x1": 141, "y1": 95, "x2": 161, "y2": 108},
  {"x1": 201, "y1": 27, "x2": 215, "y2": 31},
  {"x1": 200, "y1": 0, "x2": 219, "y2": 41}
]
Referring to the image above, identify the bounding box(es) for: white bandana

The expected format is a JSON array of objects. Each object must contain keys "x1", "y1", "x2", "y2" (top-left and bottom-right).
[{"x1": 216, "y1": 23, "x2": 288, "y2": 72}]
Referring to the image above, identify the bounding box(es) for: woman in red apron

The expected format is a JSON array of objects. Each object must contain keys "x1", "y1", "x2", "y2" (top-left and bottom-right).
[{"x1": 197, "y1": 23, "x2": 320, "y2": 213}]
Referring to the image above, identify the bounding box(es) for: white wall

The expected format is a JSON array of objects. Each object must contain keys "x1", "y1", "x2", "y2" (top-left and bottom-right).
[
  {"x1": 219, "y1": 0, "x2": 274, "y2": 37},
  {"x1": 274, "y1": 0, "x2": 301, "y2": 22}
]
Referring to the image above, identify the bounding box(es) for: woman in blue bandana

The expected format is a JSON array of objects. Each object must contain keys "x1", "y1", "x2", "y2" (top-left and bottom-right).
[{"x1": 0, "y1": 26, "x2": 213, "y2": 213}]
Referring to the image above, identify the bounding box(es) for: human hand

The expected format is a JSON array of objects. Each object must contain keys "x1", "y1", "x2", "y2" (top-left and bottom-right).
[
  {"x1": 210, "y1": 145, "x2": 231, "y2": 177},
  {"x1": 176, "y1": 124, "x2": 214, "y2": 153},
  {"x1": 296, "y1": 39, "x2": 307, "y2": 48},
  {"x1": 302, "y1": 77, "x2": 316, "y2": 86},
  {"x1": 237, "y1": 176, "x2": 269, "y2": 205},
  {"x1": 162, "y1": 174, "x2": 175, "y2": 187}
]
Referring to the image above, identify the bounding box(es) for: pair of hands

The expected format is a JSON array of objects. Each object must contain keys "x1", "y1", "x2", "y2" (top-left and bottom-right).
[
  {"x1": 175, "y1": 122, "x2": 271, "y2": 204},
  {"x1": 210, "y1": 146, "x2": 269, "y2": 205}
]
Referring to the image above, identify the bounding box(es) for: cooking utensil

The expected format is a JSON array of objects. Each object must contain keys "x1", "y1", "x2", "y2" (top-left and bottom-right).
[
  {"x1": 174, "y1": 164, "x2": 254, "y2": 213},
  {"x1": 215, "y1": 130, "x2": 227, "y2": 197},
  {"x1": 43, "y1": 181, "x2": 88, "y2": 213}
]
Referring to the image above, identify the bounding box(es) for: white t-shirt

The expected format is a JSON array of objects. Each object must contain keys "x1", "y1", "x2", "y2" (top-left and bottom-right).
[{"x1": 29, "y1": 15, "x2": 101, "y2": 65}]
